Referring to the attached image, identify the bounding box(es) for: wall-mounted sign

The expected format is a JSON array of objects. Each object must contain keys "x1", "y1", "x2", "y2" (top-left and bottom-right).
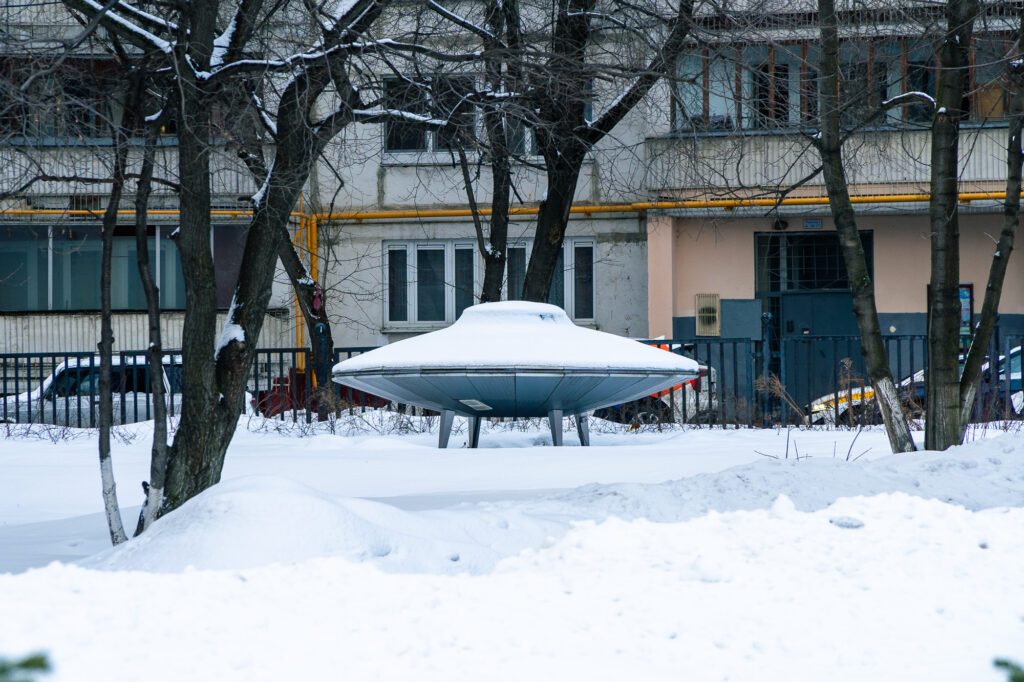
[
  {"x1": 959, "y1": 283, "x2": 974, "y2": 336},
  {"x1": 803, "y1": 219, "x2": 822, "y2": 230}
]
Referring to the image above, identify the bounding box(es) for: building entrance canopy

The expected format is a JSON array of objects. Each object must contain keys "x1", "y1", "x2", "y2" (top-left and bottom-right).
[{"x1": 332, "y1": 301, "x2": 698, "y2": 447}]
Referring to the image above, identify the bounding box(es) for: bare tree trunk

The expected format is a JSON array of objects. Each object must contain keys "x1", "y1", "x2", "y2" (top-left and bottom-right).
[
  {"x1": 926, "y1": 0, "x2": 978, "y2": 450},
  {"x1": 162, "y1": 56, "x2": 370, "y2": 513},
  {"x1": 276, "y1": 223, "x2": 335, "y2": 419},
  {"x1": 521, "y1": 0, "x2": 693, "y2": 301},
  {"x1": 98, "y1": 123, "x2": 129, "y2": 546},
  {"x1": 522, "y1": 151, "x2": 584, "y2": 301},
  {"x1": 57, "y1": 0, "x2": 388, "y2": 516},
  {"x1": 164, "y1": 91, "x2": 220, "y2": 509},
  {"x1": 816, "y1": 0, "x2": 915, "y2": 453},
  {"x1": 479, "y1": 149, "x2": 510, "y2": 303},
  {"x1": 134, "y1": 125, "x2": 167, "y2": 535},
  {"x1": 163, "y1": 163, "x2": 295, "y2": 511},
  {"x1": 476, "y1": 0, "x2": 515, "y2": 303},
  {"x1": 162, "y1": 1, "x2": 225, "y2": 510},
  {"x1": 958, "y1": 18, "x2": 1024, "y2": 433}
]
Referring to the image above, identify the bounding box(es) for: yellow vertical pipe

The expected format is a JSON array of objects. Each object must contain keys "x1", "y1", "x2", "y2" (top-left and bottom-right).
[
  {"x1": 309, "y1": 215, "x2": 318, "y2": 285},
  {"x1": 307, "y1": 214, "x2": 318, "y2": 387},
  {"x1": 294, "y1": 216, "x2": 306, "y2": 369}
]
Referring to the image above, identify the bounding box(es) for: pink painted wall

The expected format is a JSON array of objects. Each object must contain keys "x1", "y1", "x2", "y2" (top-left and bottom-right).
[
  {"x1": 646, "y1": 212, "x2": 1024, "y2": 336},
  {"x1": 671, "y1": 217, "x2": 757, "y2": 317},
  {"x1": 646, "y1": 214, "x2": 676, "y2": 338}
]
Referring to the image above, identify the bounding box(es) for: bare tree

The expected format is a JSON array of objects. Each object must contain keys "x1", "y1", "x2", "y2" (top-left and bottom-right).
[
  {"x1": 134, "y1": 114, "x2": 169, "y2": 534},
  {"x1": 520, "y1": 0, "x2": 695, "y2": 301},
  {"x1": 96, "y1": 84, "x2": 132, "y2": 546},
  {"x1": 64, "y1": 0, "x2": 399, "y2": 516},
  {"x1": 957, "y1": 7, "x2": 1024, "y2": 438},
  {"x1": 813, "y1": 0, "x2": 916, "y2": 453},
  {"x1": 926, "y1": 0, "x2": 980, "y2": 451}
]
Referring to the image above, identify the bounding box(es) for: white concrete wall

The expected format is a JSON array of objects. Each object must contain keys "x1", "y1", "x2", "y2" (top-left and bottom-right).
[
  {"x1": 320, "y1": 214, "x2": 649, "y2": 346},
  {"x1": 0, "y1": 310, "x2": 295, "y2": 353}
]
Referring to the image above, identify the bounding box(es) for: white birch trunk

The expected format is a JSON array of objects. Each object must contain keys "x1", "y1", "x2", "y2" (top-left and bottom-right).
[
  {"x1": 100, "y1": 455, "x2": 128, "y2": 544},
  {"x1": 873, "y1": 377, "x2": 917, "y2": 453},
  {"x1": 141, "y1": 486, "x2": 164, "y2": 532}
]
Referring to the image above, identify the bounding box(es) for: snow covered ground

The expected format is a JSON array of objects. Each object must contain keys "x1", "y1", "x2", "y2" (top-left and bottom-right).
[{"x1": 1, "y1": 415, "x2": 1023, "y2": 681}]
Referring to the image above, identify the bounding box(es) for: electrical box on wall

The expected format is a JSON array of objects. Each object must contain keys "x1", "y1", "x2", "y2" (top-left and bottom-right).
[{"x1": 695, "y1": 293, "x2": 721, "y2": 336}]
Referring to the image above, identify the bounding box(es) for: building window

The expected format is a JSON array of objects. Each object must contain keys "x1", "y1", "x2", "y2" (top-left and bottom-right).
[
  {"x1": 749, "y1": 61, "x2": 790, "y2": 129},
  {"x1": 677, "y1": 54, "x2": 717, "y2": 131},
  {"x1": 492, "y1": 83, "x2": 592, "y2": 158},
  {"x1": 755, "y1": 232, "x2": 874, "y2": 294},
  {"x1": 839, "y1": 58, "x2": 890, "y2": 127},
  {"x1": 1, "y1": 58, "x2": 119, "y2": 140},
  {"x1": 905, "y1": 62, "x2": 935, "y2": 122},
  {"x1": 384, "y1": 238, "x2": 596, "y2": 326},
  {"x1": 0, "y1": 226, "x2": 48, "y2": 311},
  {"x1": 673, "y1": 39, "x2": 1021, "y2": 132},
  {"x1": 385, "y1": 240, "x2": 477, "y2": 325},
  {"x1": 0, "y1": 224, "x2": 192, "y2": 312},
  {"x1": 972, "y1": 36, "x2": 1009, "y2": 122},
  {"x1": 383, "y1": 76, "x2": 476, "y2": 153},
  {"x1": 678, "y1": 37, "x2": 1015, "y2": 134},
  {"x1": 504, "y1": 238, "x2": 595, "y2": 320}
]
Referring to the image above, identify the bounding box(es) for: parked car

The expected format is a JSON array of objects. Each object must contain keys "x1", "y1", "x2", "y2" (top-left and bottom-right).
[
  {"x1": 0, "y1": 355, "x2": 182, "y2": 427},
  {"x1": 808, "y1": 346, "x2": 1022, "y2": 425},
  {"x1": 250, "y1": 369, "x2": 388, "y2": 418},
  {"x1": 594, "y1": 343, "x2": 717, "y2": 425}
]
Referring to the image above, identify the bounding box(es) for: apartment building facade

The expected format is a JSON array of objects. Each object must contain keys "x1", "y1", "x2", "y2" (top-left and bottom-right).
[
  {"x1": 3, "y1": 1, "x2": 1022, "y2": 358},
  {"x1": 644, "y1": 6, "x2": 1024, "y2": 348},
  {"x1": 1, "y1": 0, "x2": 661, "y2": 352}
]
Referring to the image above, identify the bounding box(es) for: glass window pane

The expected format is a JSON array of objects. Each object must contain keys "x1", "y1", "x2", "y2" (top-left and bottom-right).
[
  {"x1": 384, "y1": 80, "x2": 428, "y2": 152},
  {"x1": 416, "y1": 248, "x2": 445, "y2": 322},
  {"x1": 213, "y1": 225, "x2": 245, "y2": 308},
  {"x1": 973, "y1": 37, "x2": 1007, "y2": 121},
  {"x1": 0, "y1": 226, "x2": 48, "y2": 311},
  {"x1": 507, "y1": 247, "x2": 526, "y2": 300},
  {"x1": 547, "y1": 248, "x2": 564, "y2": 310},
  {"x1": 708, "y1": 52, "x2": 737, "y2": 130},
  {"x1": 111, "y1": 237, "x2": 148, "y2": 310},
  {"x1": 434, "y1": 76, "x2": 476, "y2": 150},
  {"x1": 676, "y1": 55, "x2": 703, "y2": 130},
  {"x1": 160, "y1": 234, "x2": 185, "y2": 309},
  {"x1": 506, "y1": 117, "x2": 530, "y2": 156},
  {"x1": 573, "y1": 245, "x2": 594, "y2": 319},
  {"x1": 838, "y1": 42, "x2": 889, "y2": 127},
  {"x1": 756, "y1": 233, "x2": 873, "y2": 293},
  {"x1": 455, "y1": 247, "x2": 474, "y2": 319},
  {"x1": 52, "y1": 226, "x2": 101, "y2": 310},
  {"x1": 387, "y1": 248, "x2": 408, "y2": 322}
]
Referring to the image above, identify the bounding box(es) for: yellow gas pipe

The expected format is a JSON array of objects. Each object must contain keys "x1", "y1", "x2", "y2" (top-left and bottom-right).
[
  {"x1": 2, "y1": 189, "x2": 1015, "y2": 375},
  {"x1": 0, "y1": 189, "x2": 1014, "y2": 223}
]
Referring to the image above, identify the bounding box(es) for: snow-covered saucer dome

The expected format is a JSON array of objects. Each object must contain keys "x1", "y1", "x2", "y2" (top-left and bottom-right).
[{"x1": 333, "y1": 302, "x2": 698, "y2": 446}]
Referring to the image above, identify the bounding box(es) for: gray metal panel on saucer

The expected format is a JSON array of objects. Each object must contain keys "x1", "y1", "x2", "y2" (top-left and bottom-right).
[{"x1": 333, "y1": 302, "x2": 699, "y2": 447}]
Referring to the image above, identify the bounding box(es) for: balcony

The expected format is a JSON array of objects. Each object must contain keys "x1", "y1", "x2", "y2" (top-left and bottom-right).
[
  {"x1": 645, "y1": 125, "x2": 1012, "y2": 200},
  {"x1": 0, "y1": 143, "x2": 259, "y2": 208}
]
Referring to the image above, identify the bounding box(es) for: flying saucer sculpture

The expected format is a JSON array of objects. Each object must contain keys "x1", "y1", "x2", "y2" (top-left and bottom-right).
[{"x1": 332, "y1": 301, "x2": 698, "y2": 447}]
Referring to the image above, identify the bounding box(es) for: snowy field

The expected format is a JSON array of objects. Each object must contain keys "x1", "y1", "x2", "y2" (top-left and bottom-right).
[{"x1": 1, "y1": 414, "x2": 1023, "y2": 681}]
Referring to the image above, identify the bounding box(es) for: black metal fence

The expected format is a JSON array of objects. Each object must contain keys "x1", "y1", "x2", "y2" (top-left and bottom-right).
[
  {"x1": 2, "y1": 334, "x2": 1021, "y2": 427},
  {"x1": 0, "y1": 347, "x2": 381, "y2": 427},
  {"x1": 632, "y1": 332, "x2": 1023, "y2": 427},
  {"x1": 0, "y1": 351, "x2": 178, "y2": 427}
]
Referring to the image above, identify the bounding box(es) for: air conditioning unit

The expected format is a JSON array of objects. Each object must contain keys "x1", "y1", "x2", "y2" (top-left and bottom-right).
[{"x1": 695, "y1": 293, "x2": 721, "y2": 337}]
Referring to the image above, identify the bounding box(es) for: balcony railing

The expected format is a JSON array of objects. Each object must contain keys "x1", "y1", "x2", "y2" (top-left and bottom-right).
[{"x1": 646, "y1": 125, "x2": 1010, "y2": 196}]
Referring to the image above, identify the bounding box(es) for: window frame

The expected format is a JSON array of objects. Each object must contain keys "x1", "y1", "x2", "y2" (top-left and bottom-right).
[
  {"x1": 382, "y1": 75, "x2": 479, "y2": 157},
  {"x1": 382, "y1": 237, "x2": 597, "y2": 330},
  {"x1": 0, "y1": 222, "x2": 203, "y2": 312},
  {"x1": 503, "y1": 236, "x2": 596, "y2": 322},
  {"x1": 383, "y1": 239, "x2": 480, "y2": 330},
  {"x1": 674, "y1": 37, "x2": 1014, "y2": 135}
]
